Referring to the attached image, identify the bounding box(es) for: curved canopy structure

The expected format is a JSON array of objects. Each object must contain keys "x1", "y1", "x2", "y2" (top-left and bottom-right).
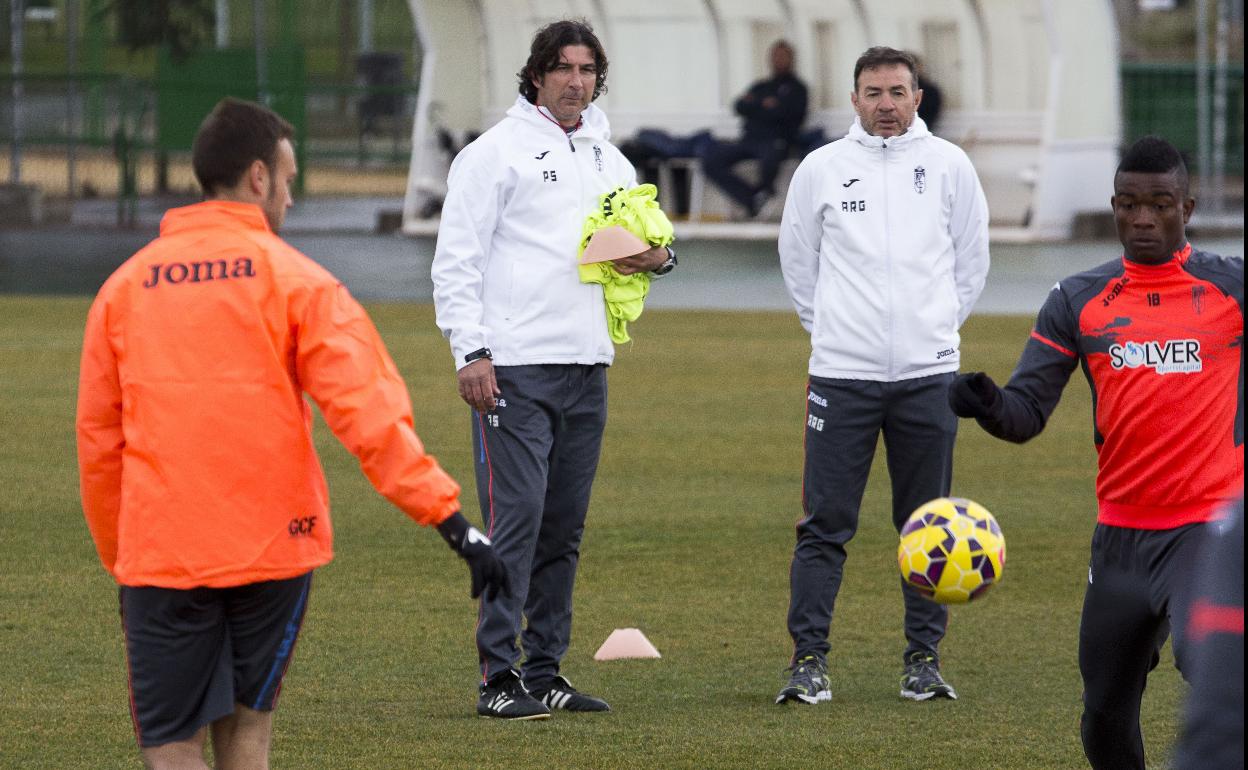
[{"x1": 404, "y1": 0, "x2": 1120, "y2": 239}]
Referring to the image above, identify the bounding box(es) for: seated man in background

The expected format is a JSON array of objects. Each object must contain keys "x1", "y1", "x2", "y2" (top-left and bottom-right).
[
  {"x1": 913, "y1": 54, "x2": 943, "y2": 134},
  {"x1": 703, "y1": 40, "x2": 808, "y2": 218}
]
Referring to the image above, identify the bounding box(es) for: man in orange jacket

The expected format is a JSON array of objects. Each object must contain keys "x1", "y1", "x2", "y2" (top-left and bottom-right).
[{"x1": 76, "y1": 97, "x2": 508, "y2": 770}]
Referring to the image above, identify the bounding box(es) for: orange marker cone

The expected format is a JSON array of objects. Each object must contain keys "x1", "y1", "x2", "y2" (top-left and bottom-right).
[
  {"x1": 580, "y1": 225, "x2": 649, "y2": 264},
  {"x1": 593, "y1": 628, "x2": 661, "y2": 660}
]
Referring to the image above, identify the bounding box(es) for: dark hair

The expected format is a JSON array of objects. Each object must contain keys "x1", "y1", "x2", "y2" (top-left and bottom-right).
[
  {"x1": 771, "y1": 39, "x2": 795, "y2": 56},
  {"x1": 1117, "y1": 135, "x2": 1190, "y2": 191},
  {"x1": 853, "y1": 46, "x2": 918, "y2": 92},
  {"x1": 192, "y1": 98, "x2": 294, "y2": 196},
  {"x1": 516, "y1": 19, "x2": 609, "y2": 104}
]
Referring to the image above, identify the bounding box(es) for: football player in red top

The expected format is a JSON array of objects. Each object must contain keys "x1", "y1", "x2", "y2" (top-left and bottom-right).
[{"x1": 949, "y1": 136, "x2": 1243, "y2": 770}]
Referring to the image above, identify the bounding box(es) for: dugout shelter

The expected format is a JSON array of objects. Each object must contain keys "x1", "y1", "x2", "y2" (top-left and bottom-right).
[{"x1": 402, "y1": 0, "x2": 1121, "y2": 240}]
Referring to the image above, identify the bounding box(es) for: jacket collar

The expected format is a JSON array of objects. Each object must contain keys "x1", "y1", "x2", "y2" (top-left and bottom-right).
[
  {"x1": 1122, "y1": 242, "x2": 1193, "y2": 274},
  {"x1": 507, "y1": 95, "x2": 611, "y2": 142},
  {"x1": 160, "y1": 200, "x2": 271, "y2": 236},
  {"x1": 846, "y1": 115, "x2": 931, "y2": 149}
]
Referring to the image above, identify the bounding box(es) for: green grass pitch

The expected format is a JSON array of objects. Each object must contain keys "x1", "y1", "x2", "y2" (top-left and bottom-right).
[{"x1": 0, "y1": 296, "x2": 1185, "y2": 768}]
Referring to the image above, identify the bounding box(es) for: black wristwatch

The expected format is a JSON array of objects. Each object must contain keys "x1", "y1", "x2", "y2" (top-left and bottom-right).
[
  {"x1": 652, "y1": 245, "x2": 677, "y2": 276},
  {"x1": 464, "y1": 347, "x2": 492, "y2": 364}
]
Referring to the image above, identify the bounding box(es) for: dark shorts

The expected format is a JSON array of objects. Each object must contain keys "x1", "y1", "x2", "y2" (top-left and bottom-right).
[{"x1": 118, "y1": 572, "x2": 313, "y2": 748}]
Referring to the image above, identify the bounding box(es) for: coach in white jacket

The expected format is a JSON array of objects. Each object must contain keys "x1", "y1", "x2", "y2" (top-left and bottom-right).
[
  {"x1": 775, "y1": 47, "x2": 989, "y2": 707},
  {"x1": 432, "y1": 20, "x2": 673, "y2": 721}
]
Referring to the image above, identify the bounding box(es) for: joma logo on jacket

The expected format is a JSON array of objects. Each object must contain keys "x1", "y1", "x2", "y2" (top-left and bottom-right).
[{"x1": 143, "y1": 258, "x2": 256, "y2": 288}]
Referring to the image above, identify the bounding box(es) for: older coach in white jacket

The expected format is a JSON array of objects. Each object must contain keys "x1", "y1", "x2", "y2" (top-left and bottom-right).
[
  {"x1": 431, "y1": 20, "x2": 673, "y2": 722},
  {"x1": 774, "y1": 46, "x2": 989, "y2": 708}
]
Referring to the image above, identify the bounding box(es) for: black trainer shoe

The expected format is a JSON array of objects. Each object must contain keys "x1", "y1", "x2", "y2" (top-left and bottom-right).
[
  {"x1": 477, "y1": 670, "x2": 552, "y2": 720},
  {"x1": 775, "y1": 655, "x2": 831, "y2": 705},
  {"x1": 529, "y1": 675, "x2": 611, "y2": 712},
  {"x1": 900, "y1": 651, "x2": 958, "y2": 701}
]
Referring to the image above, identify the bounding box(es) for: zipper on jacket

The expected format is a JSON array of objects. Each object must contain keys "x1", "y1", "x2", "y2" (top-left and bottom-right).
[
  {"x1": 537, "y1": 104, "x2": 577, "y2": 152},
  {"x1": 568, "y1": 134, "x2": 601, "y2": 350},
  {"x1": 881, "y1": 141, "x2": 894, "y2": 379}
]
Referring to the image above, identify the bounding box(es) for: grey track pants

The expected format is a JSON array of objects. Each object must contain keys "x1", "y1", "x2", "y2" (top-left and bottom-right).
[
  {"x1": 787, "y1": 373, "x2": 957, "y2": 665},
  {"x1": 471, "y1": 364, "x2": 607, "y2": 688}
]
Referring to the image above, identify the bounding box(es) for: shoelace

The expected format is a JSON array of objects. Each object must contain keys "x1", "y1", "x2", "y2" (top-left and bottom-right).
[
  {"x1": 496, "y1": 676, "x2": 530, "y2": 697},
  {"x1": 553, "y1": 677, "x2": 579, "y2": 694},
  {"x1": 788, "y1": 657, "x2": 824, "y2": 679}
]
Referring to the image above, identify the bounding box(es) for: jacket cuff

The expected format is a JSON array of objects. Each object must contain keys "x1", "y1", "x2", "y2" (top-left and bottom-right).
[
  {"x1": 451, "y1": 333, "x2": 489, "y2": 370},
  {"x1": 435, "y1": 511, "x2": 469, "y2": 550}
]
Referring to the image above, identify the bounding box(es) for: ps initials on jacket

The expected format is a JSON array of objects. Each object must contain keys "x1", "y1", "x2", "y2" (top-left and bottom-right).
[{"x1": 433, "y1": 97, "x2": 639, "y2": 369}]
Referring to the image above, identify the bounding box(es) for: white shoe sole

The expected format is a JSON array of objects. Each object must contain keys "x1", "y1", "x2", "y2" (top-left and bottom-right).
[
  {"x1": 479, "y1": 712, "x2": 552, "y2": 720},
  {"x1": 900, "y1": 689, "x2": 957, "y2": 701},
  {"x1": 776, "y1": 689, "x2": 831, "y2": 705}
]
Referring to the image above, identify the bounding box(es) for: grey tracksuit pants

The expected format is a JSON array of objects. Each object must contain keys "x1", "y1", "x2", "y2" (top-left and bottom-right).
[
  {"x1": 787, "y1": 373, "x2": 957, "y2": 664},
  {"x1": 471, "y1": 364, "x2": 607, "y2": 689}
]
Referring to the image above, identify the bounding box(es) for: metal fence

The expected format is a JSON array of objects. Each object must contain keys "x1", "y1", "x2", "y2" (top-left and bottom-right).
[
  {"x1": 2, "y1": 0, "x2": 421, "y2": 223},
  {"x1": 1, "y1": 71, "x2": 418, "y2": 215},
  {"x1": 2, "y1": 0, "x2": 419, "y2": 81},
  {"x1": 1121, "y1": 61, "x2": 1245, "y2": 175}
]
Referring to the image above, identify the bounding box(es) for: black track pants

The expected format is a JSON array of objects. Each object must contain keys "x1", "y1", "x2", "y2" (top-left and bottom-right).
[{"x1": 1079, "y1": 522, "x2": 1205, "y2": 770}]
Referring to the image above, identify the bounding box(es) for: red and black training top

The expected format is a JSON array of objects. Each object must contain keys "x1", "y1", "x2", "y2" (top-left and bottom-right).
[{"x1": 975, "y1": 243, "x2": 1244, "y2": 529}]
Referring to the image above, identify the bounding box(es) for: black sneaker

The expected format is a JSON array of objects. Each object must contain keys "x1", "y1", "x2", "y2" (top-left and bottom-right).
[
  {"x1": 900, "y1": 652, "x2": 958, "y2": 701},
  {"x1": 477, "y1": 670, "x2": 552, "y2": 720},
  {"x1": 529, "y1": 675, "x2": 611, "y2": 712},
  {"x1": 775, "y1": 655, "x2": 831, "y2": 705}
]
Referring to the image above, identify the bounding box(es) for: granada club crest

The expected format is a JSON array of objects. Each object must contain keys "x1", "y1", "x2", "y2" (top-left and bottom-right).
[
  {"x1": 913, "y1": 165, "x2": 926, "y2": 194},
  {"x1": 593, "y1": 145, "x2": 604, "y2": 172}
]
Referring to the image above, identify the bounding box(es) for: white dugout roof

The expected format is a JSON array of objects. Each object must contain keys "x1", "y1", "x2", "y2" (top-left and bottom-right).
[{"x1": 404, "y1": 0, "x2": 1120, "y2": 239}]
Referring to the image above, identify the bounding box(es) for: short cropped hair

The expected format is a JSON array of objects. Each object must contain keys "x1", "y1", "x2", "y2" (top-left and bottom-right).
[
  {"x1": 517, "y1": 19, "x2": 609, "y2": 104},
  {"x1": 192, "y1": 98, "x2": 294, "y2": 196},
  {"x1": 1117, "y1": 135, "x2": 1190, "y2": 191},
  {"x1": 853, "y1": 46, "x2": 918, "y2": 92}
]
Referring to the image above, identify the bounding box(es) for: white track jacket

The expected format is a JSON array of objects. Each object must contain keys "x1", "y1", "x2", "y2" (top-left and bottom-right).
[
  {"x1": 779, "y1": 116, "x2": 990, "y2": 381},
  {"x1": 432, "y1": 96, "x2": 637, "y2": 369}
]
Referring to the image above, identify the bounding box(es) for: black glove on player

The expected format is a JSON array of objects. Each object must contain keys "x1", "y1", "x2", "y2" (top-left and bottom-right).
[
  {"x1": 948, "y1": 372, "x2": 1004, "y2": 419},
  {"x1": 437, "y1": 512, "x2": 511, "y2": 600}
]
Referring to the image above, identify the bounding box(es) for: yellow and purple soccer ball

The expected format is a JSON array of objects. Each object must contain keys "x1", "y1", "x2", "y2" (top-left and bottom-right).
[{"x1": 897, "y1": 497, "x2": 1006, "y2": 604}]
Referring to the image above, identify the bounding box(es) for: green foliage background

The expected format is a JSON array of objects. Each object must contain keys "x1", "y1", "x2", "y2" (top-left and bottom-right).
[{"x1": 0, "y1": 298, "x2": 1184, "y2": 768}]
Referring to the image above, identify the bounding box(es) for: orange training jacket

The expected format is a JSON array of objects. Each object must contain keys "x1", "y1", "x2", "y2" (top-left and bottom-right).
[{"x1": 76, "y1": 201, "x2": 460, "y2": 588}]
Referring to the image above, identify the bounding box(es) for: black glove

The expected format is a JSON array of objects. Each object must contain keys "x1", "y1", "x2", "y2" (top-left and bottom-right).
[
  {"x1": 948, "y1": 372, "x2": 1003, "y2": 419},
  {"x1": 437, "y1": 512, "x2": 511, "y2": 600}
]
